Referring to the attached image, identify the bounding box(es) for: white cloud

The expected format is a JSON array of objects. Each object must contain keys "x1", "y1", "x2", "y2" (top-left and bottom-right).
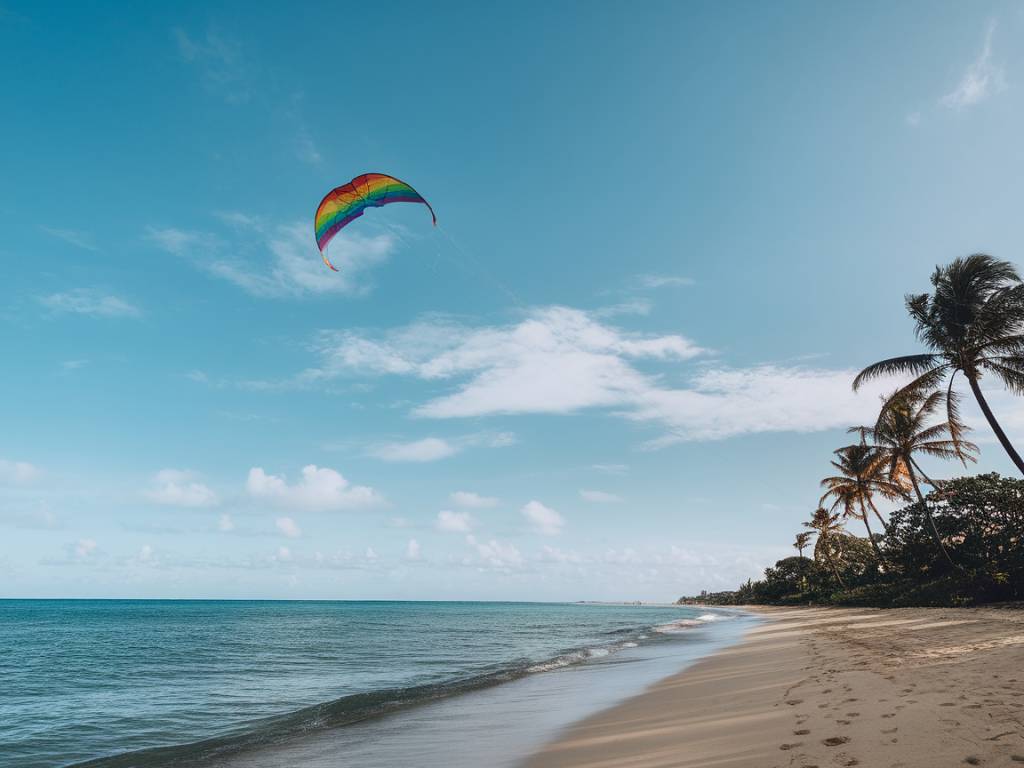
[
  {"x1": 75, "y1": 538, "x2": 97, "y2": 559},
  {"x1": 173, "y1": 27, "x2": 250, "y2": 104},
  {"x1": 591, "y1": 463, "x2": 628, "y2": 475},
  {"x1": 522, "y1": 500, "x2": 564, "y2": 536},
  {"x1": 906, "y1": 111, "x2": 921, "y2": 127},
  {"x1": 138, "y1": 544, "x2": 154, "y2": 562},
  {"x1": 275, "y1": 546, "x2": 292, "y2": 562},
  {"x1": 295, "y1": 126, "x2": 322, "y2": 165},
  {"x1": 450, "y1": 491, "x2": 499, "y2": 508},
  {"x1": 307, "y1": 307, "x2": 702, "y2": 420},
  {"x1": 300, "y1": 307, "x2": 892, "y2": 446},
  {"x1": 0, "y1": 459, "x2": 39, "y2": 484},
  {"x1": 41, "y1": 227, "x2": 98, "y2": 252},
  {"x1": 626, "y1": 365, "x2": 891, "y2": 445},
  {"x1": 370, "y1": 437, "x2": 457, "y2": 463},
  {"x1": 580, "y1": 489, "x2": 622, "y2": 503},
  {"x1": 215, "y1": 211, "x2": 261, "y2": 230},
  {"x1": 636, "y1": 274, "x2": 694, "y2": 289},
  {"x1": 246, "y1": 465, "x2": 382, "y2": 511},
  {"x1": 275, "y1": 516, "x2": 302, "y2": 538},
  {"x1": 218, "y1": 513, "x2": 235, "y2": 532},
  {"x1": 405, "y1": 538, "x2": 421, "y2": 560},
  {"x1": 368, "y1": 432, "x2": 514, "y2": 462},
  {"x1": 39, "y1": 289, "x2": 140, "y2": 318},
  {"x1": 941, "y1": 21, "x2": 1005, "y2": 110},
  {"x1": 436, "y1": 510, "x2": 473, "y2": 533},
  {"x1": 149, "y1": 223, "x2": 396, "y2": 299},
  {"x1": 145, "y1": 469, "x2": 218, "y2": 508},
  {"x1": 466, "y1": 535, "x2": 523, "y2": 569}
]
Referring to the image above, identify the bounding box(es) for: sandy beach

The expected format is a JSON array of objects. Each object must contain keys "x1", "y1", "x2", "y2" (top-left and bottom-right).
[{"x1": 524, "y1": 606, "x2": 1024, "y2": 768}]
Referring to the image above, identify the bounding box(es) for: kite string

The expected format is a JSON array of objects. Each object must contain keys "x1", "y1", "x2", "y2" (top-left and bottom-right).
[{"x1": 434, "y1": 223, "x2": 526, "y2": 310}]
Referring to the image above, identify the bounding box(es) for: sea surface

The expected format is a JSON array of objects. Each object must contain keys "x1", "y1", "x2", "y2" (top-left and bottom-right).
[{"x1": 0, "y1": 600, "x2": 753, "y2": 768}]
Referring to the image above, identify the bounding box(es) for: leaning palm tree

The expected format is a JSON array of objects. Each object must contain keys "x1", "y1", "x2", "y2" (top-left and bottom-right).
[
  {"x1": 853, "y1": 254, "x2": 1024, "y2": 474},
  {"x1": 793, "y1": 531, "x2": 814, "y2": 559},
  {"x1": 855, "y1": 389, "x2": 978, "y2": 569},
  {"x1": 803, "y1": 507, "x2": 846, "y2": 587},
  {"x1": 820, "y1": 443, "x2": 904, "y2": 566}
]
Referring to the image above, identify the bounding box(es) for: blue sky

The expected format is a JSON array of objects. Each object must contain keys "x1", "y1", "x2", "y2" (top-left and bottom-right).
[{"x1": 3, "y1": 1, "x2": 1024, "y2": 600}]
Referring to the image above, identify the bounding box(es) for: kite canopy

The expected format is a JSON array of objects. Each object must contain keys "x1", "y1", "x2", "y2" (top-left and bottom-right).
[{"x1": 314, "y1": 172, "x2": 436, "y2": 271}]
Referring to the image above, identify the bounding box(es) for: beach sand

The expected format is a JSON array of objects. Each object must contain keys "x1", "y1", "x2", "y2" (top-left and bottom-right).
[{"x1": 523, "y1": 606, "x2": 1024, "y2": 768}]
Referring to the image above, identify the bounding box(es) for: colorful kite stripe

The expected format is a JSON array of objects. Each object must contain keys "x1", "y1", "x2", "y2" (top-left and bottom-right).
[{"x1": 314, "y1": 173, "x2": 436, "y2": 269}]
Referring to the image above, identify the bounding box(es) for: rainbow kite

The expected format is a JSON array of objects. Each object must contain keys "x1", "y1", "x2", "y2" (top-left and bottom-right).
[{"x1": 314, "y1": 172, "x2": 436, "y2": 271}]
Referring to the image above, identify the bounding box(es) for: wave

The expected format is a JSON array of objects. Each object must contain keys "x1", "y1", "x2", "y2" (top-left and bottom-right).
[
  {"x1": 70, "y1": 610, "x2": 725, "y2": 768},
  {"x1": 653, "y1": 610, "x2": 733, "y2": 635}
]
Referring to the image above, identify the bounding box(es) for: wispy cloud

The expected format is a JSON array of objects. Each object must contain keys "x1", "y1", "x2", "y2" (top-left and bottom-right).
[
  {"x1": 450, "y1": 491, "x2": 499, "y2": 508},
  {"x1": 144, "y1": 469, "x2": 218, "y2": 508},
  {"x1": 436, "y1": 510, "x2": 473, "y2": 533},
  {"x1": 39, "y1": 289, "x2": 140, "y2": 318},
  {"x1": 247, "y1": 464, "x2": 382, "y2": 511},
  {"x1": 522, "y1": 500, "x2": 565, "y2": 536},
  {"x1": 368, "y1": 432, "x2": 514, "y2": 463},
  {"x1": 275, "y1": 516, "x2": 302, "y2": 538},
  {"x1": 0, "y1": 459, "x2": 39, "y2": 484},
  {"x1": 579, "y1": 489, "x2": 622, "y2": 503},
  {"x1": 941, "y1": 20, "x2": 1005, "y2": 110},
  {"x1": 149, "y1": 222, "x2": 396, "y2": 298},
  {"x1": 41, "y1": 227, "x2": 98, "y2": 252},
  {"x1": 370, "y1": 437, "x2": 458, "y2": 463},
  {"x1": 635, "y1": 274, "x2": 694, "y2": 289},
  {"x1": 173, "y1": 27, "x2": 250, "y2": 104},
  {"x1": 297, "y1": 306, "x2": 892, "y2": 446}
]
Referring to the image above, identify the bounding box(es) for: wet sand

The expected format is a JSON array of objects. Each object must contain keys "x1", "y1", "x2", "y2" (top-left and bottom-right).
[{"x1": 523, "y1": 605, "x2": 1024, "y2": 768}]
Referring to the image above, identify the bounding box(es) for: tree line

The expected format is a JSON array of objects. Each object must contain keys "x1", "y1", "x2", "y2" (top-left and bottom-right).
[{"x1": 681, "y1": 256, "x2": 1024, "y2": 607}]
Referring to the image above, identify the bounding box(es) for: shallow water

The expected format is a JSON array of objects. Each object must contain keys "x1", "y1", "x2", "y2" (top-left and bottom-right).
[{"x1": 0, "y1": 600, "x2": 753, "y2": 768}]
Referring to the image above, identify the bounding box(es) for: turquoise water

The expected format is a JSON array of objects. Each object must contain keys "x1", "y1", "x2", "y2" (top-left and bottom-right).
[{"x1": 0, "y1": 600, "x2": 751, "y2": 768}]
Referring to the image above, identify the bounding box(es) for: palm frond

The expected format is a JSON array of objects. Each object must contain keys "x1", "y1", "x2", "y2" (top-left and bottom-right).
[{"x1": 852, "y1": 354, "x2": 941, "y2": 391}]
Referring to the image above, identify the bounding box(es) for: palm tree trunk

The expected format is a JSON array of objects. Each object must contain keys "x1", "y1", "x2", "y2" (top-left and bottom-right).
[
  {"x1": 905, "y1": 462, "x2": 961, "y2": 572},
  {"x1": 866, "y1": 497, "x2": 887, "y2": 529},
  {"x1": 967, "y1": 374, "x2": 1024, "y2": 475},
  {"x1": 819, "y1": 539, "x2": 846, "y2": 588},
  {"x1": 910, "y1": 458, "x2": 938, "y2": 488},
  {"x1": 858, "y1": 499, "x2": 887, "y2": 567}
]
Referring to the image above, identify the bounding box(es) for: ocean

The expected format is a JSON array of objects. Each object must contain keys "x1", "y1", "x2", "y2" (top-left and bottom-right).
[{"x1": 0, "y1": 600, "x2": 753, "y2": 768}]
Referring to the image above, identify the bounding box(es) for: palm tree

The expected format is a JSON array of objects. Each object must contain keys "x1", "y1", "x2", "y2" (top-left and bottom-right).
[
  {"x1": 855, "y1": 389, "x2": 978, "y2": 569},
  {"x1": 820, "y1": 443, "x2": 904, "y2": 566},
  {"x1": 793, "y1": 531, "x2": 814, "y2": 559},
  {"x1": 803, "y1": 507, "x2": 846, "y2": 587},
  {"x1": 853, "y1": 254, "x2": 1024, "y2": 475}
]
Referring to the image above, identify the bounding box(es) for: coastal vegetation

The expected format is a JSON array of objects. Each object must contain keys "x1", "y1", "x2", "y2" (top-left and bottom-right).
[{"x1": 682, "y1": 255, "x2": 1024, "y2": 608}]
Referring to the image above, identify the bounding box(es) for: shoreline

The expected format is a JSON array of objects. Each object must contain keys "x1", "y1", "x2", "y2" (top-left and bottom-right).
[{"x1": 521, "y1": 606, "x2": 1024, "y2": 768}]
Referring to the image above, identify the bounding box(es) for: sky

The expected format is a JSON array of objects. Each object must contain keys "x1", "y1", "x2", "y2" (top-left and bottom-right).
[{"x1": 3, "y1": 0, "x2": 1024, "y2": 601}]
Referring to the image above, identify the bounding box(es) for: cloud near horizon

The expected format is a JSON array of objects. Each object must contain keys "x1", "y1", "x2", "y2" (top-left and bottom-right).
[
  {"x1": 145, "y1": 469, "x2": 219, "y2": 508},
  {"x1": 247, "y1": 465, "x2": 382, "y2": 511}
]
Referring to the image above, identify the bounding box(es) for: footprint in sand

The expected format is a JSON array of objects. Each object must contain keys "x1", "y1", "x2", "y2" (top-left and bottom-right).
[
  {"x1": 794, "y1": 729, "x2": 811, "y2": 735},
  {"x1": 963, "y1": 757, "x2": 982, "y2": 765},
  {"x1": 881, "y1": 728, "x2": 898, "y2": 734},
  {"x1": 1009, "y1": 756, "x2": 1024, "y2": 763},
  {"x1": 823, "y1": 736, "x2": 851, "y2": 746},
  {"x1": 846, "y1": 712, "x2": 860, "y2": 717},
  {"x1": 779, "y1": 742, "x2": 803, "y2": 750},
  {"x1": 882, "y1": 713, "x2": 896, "y2": 719},
  {"x1": 963, "y1": 704, "x2": 982, "y2": 709},
  {"x1": 786, "y1": 699, "x2": 804, "y2": 706},
  {"x1": 836, "y1": 719, "x2": 851, "y2": 725}
]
